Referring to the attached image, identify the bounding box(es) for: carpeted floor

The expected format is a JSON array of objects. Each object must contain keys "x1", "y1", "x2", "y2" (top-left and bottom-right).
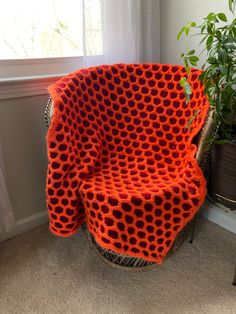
[{"x1": 0, "y1": 218, "x2": 235, "y2": 314}]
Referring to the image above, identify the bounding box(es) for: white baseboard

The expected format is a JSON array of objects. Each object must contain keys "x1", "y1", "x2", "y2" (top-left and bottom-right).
[
  {"x1": 0, "y1": 211, "x2": 48, "y2": 242},
  {"x1": 201, "y1": 200, "x2": 236, "y2": 234}
]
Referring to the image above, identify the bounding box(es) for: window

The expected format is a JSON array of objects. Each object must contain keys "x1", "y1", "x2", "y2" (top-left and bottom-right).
[{"x1": 0, "y1": 0, "x2": 103, "y2": 78}]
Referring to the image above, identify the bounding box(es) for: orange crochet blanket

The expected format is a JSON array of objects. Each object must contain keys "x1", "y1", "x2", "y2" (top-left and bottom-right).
[{"x1": 46, "y1": 64, "x2": 209, "y2": 263}]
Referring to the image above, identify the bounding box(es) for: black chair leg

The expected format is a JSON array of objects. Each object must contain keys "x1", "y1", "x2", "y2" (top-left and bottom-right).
[
  {"x1": 233, "y1": 266, "x2": 236, "y2": 286},
  {"x1": 189, "y1": 214, "x2": 198, "y2": 243}
]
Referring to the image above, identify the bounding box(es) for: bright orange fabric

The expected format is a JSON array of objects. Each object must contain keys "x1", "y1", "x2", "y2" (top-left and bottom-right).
[{"x1": 46, "y1": 64, "x2": 209, "y2": 263}]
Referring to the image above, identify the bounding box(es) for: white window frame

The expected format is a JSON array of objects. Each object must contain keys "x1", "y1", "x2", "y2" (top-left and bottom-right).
[
  {"x1": 0, "y1": 55, "x2": 104, "y2": 100},
  {"x1": 0, "y1": 55, "x2": 104, "y2": 79}
]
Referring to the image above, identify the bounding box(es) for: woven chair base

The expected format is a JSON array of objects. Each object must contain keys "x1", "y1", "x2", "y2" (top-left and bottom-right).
[
  {"x1": 81, "y1": 219, "x2": 193, "y2": 271},
  {"x1": 93, "y1": 241, "x2": 156, "y2": 271}
]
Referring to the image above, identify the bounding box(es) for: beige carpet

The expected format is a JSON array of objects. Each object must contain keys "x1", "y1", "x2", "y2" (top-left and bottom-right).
[{"x1": 0, "y1": 218, "x2": 235, "y2": 314}]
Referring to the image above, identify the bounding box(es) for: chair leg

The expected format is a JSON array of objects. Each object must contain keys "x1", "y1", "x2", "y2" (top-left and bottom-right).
[
  {"x1": 189, "y1": 213, "x2": 198, "y2": 243},
  {"x1": 233, "y1": 266, "x2": 236, "y2": 286}
]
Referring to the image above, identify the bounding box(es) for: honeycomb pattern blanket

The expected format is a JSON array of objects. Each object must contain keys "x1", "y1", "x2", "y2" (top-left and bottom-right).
[{"x1": 46, "y1": 64, "x2": 209, "y2": 263}]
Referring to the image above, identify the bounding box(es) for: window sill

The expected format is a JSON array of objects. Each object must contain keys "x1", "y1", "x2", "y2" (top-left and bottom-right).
[
  {"x1": 0, "y1": 55, "x2": 104, "y2": 100},
  {"x1": 0, "y1": 74, "x2": 64, "y2": 100},
  {"x1": 0, "y1": 56, "x2": 85, "y2": 79}
]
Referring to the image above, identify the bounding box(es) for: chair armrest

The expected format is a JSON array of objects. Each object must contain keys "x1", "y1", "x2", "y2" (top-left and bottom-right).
[
  {"x1": 196, "y1": 109, "x2": 216, "y2": 170},
  {"x1": 44, "y1": 97, "x2": 54, "y2": 128}
]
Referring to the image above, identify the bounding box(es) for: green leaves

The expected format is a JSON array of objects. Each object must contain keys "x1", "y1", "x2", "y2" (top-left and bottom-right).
[
  {"x1": 188, "y1": 50, "x2": 195, "y2": 56},
  {"x1": 181, "y1": 51, "x2": 199, "y2": 69},
  {"x1": 206, "y1": 35, "x2": 214, "y2": 49},
  {"x1": 185, "y1": 117, "x2": 194, "y2": 131},
  {"x1": 223, "y1": 37, "x2": 236, "y2": 49},
  {"x1": 180, "y1": 77, "x2": 192, "y2": 103},
  {"x1": 206, "y1": 12, "x2": 217, "y2": 22},
  {"x1": 180, "y1": 47, "x2": 199, "y2": 77},
  {"x1": 218, "y1": 48, "x2": 226, "y2": 64},
  {"x1": 229, "y1": 0, "x2": 236, "y2": 13},
  {"x1": 205, "y1": 12, "x2": 227, "y2": 23},
  {"x1": 186, "y1": 22, "x2": 197, "y2": 35},
  {"x1": 180, "y1": 77, "x2": 187, "y2": 87},
  {"x1": 177, "y1": 21, "x2": 196, "y2": 40},
  {"x1": 207, "y1": 57, "x2": 218, "y2": 64},
  {"x1": 177, "y1": 0, "x2": 236, "y2": 142},
  {"x1": 217, "y1": 13, "x2": 227, "y2": 22},
  {"x1": 177, "y1": 26, "x2": 186, "y2": 41},
  {"x1": 188, "y1": 55, "x2": 199, "y2": 66}
]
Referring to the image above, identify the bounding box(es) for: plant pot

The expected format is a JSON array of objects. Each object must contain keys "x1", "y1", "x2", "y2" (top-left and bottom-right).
[{"x1": 209, "y1": 142, "x2": 236, "y2": 211}]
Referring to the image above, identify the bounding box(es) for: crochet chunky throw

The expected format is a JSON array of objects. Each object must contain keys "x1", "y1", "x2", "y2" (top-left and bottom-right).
[{"x1": 46, "y1": 64, "x2": 209, "y2": 263}]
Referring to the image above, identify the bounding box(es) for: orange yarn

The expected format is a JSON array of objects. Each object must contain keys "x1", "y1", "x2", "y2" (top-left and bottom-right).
[{"x1": 46, "y1": 64, "x2": 209, "y2": 263}]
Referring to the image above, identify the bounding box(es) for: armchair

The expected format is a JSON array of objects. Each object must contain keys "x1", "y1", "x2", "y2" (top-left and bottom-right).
[{"x1": 45, "y1": 64, "x2": 214, "y2": 269}]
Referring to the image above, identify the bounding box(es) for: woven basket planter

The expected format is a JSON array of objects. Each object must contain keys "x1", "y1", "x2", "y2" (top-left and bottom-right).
[{"x1": 209, "y1": 142, "x2": 236, "y2": 211}]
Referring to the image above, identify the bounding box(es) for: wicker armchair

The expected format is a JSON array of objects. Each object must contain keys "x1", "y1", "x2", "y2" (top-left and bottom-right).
[{"x1": 45, "y1": 64, "x2": 215, "y2": 270}]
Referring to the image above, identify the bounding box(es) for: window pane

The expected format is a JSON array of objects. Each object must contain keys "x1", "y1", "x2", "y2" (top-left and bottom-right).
[
  {"x1": 84, "y1": 0, "x2": 103, "y2": 56},
  {"x1": 0, "y1": 0, "x2": 102, "y2": 59}
]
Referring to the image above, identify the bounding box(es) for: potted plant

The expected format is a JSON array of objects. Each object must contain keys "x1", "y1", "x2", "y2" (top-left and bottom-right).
[{"x1": 177, "y1": 0, "x2": 236, "y2": 210}]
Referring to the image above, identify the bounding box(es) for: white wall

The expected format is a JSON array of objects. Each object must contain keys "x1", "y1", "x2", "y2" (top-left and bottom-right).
[
  {"x1": 0, "y1": 95, "x2": 48, "y2": 221},
  {"x1": 0, "y1": 88, "x2": 51, "y2": 241},
  {"x1": 161, "y1": 0, "x2": 233, "y2": 65}
]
